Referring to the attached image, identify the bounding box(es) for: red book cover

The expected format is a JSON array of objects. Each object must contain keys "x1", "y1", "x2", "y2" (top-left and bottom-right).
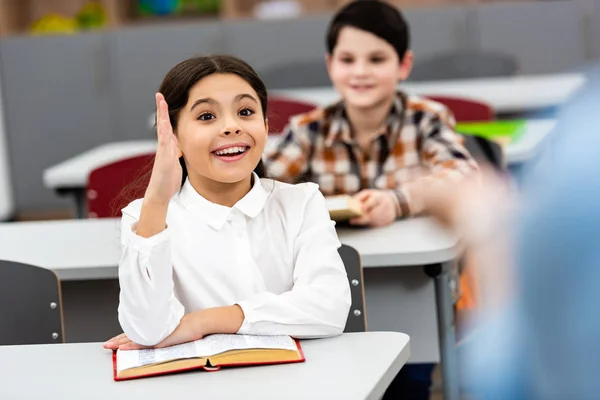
[{"x1": 112, "y1": 339, "x2": 305, "y2": 381}]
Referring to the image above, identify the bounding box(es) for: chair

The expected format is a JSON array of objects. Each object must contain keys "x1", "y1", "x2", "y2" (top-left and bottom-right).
[
  {"x1": 338, "y1": 244, "x2": 367, "y2": 332},
  {"x1": 86, "y1": 153, "x2": 154, "y2": 218},
  {"x1": 426, "y1": 96, "x2": 494, "y2": 123},
  {"x1": 260, "y1": 61, "x2": 330, "y2": 89},
  {"x1": 0, "y1": 260, "x2": 64, "y2": 345},
  {"x1": 410, "y1": 51, "x2": 519, "y2": 81},
  {"x1": 461, "y1": 134, "x2": 505, "y2": 172},
  {"x1": 267, "y1": 97, "x2": 318, "y2": 134},
  {"x1": 424, "y1": 96, "x2": 504, "y2": 169}
]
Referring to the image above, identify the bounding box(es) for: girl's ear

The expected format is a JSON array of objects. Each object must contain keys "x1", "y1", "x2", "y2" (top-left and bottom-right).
[{"x1": 264, "y1": 118, "x2": 269, "y2": 135}]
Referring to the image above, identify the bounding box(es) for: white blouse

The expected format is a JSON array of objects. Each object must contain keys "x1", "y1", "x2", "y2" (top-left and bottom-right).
[{"x1": 118, "y1": 174, "x2": 352, "y2": 346}]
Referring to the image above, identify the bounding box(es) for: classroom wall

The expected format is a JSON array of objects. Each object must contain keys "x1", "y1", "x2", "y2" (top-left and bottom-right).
[{"x1": 0, "y1": 1, "x2": 598, "y2": 215}]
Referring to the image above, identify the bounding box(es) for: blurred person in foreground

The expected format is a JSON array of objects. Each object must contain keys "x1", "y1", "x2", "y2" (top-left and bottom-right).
[{"x1": 422, "y1": 75, "x2": 600, "y2": 400}]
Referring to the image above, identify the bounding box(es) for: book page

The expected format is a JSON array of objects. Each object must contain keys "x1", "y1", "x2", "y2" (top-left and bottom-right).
[
  {"x1": 116, "y1": 341, "x2": 198, "y2": 374},
  {"x1": 194, "y1": 334, "x2": 297, "y2": 358}
]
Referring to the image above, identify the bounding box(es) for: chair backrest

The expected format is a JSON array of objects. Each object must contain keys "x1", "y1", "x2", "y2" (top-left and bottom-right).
[
  {"x1": 410, "y1": 51, "x2": 519, "y2": 81},
  {"x1": 461, "y1": 134, "x2": 505, "y2": 172},
  {"x1": 0, "y1": 260, "x2": 64, "y2": 345},
  {"x1": 267, "y1": 97, "x2": 318, "y2": 134},
  {"x1": 338, "y1": 244, "x2": 367, "y2": 332},
  {"x1": 426, "y1": 95, "x2": 494, "y2": 123},
  {"x1": 86, "y1": 153, "x2": 154, "y2": 218},
  {"x1": 260, "y1": 61, "x2": 330, "y2": 89}
]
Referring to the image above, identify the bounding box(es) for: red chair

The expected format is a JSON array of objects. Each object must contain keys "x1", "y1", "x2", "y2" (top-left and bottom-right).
[
  {"x1": 425, "y1": 96, "x2": 494, "y2": 122},
  {"x1": 267, "y1": 97, "x2": 318, "y2": 135},
  {"x1": 86, "y1": 153, "x2": 155, "y2": 218}
]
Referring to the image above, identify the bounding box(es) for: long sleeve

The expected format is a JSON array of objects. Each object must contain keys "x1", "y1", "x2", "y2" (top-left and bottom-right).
[
  {"x1": 236, "y1": 185, "x2": 352, "y2": 338},
  {"x1": 117, "y1": 201, "x2": 185, "y2": 346},
  {"x1": 393, "y1": 113, "x2": 479, "y2": 217},
  {"x1": 263, "y1": 120, "x2": 312, "y2": 183}
]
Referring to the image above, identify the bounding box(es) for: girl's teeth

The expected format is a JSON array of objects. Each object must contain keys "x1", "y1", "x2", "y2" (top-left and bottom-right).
[{"x1": 215, "y1": 146, "x2": 247, "y2": 155}]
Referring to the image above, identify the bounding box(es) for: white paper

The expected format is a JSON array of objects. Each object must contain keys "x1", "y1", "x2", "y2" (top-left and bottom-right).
[
  {"x1": 116, "y1": 334, "x2": 296, "y2": 374},
  {"x1": 326, "y1": 196, "x2": 351, "y2": 211}
]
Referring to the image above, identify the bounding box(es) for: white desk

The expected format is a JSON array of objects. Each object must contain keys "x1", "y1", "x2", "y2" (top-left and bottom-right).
[
  {"x1": 0, "y1": 217, "x2": 461, "y2": 400},
  {"x1": 0, "y1": 332, "x2": 410, "y2": 400},
  {"x1": 503, "y1": 119, "x2": 556, "y2": 164},
  {"x1": 0, "y1": 218, "x2": 121, "y2": 281},
  {"x1": 43, "y1": 141, "x2": 157, "y2": 190},
  {"x1": 273, "y1": 73, "x2": 586, "y2": 114},
  {"x1": 0, "y1": 217, "x2": 458, "y2": 281}
]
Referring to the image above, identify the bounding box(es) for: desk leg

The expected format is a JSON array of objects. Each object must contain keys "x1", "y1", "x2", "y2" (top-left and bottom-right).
[
  {"x1": 56, "y1": 188, "x2": 87, "y2": 219},
  {"x1": 427, "y1": 263, "x2": 460, "y2": 400},
  {"x1": 73, "y1": 189, "x2": 86, "y2": 219}
]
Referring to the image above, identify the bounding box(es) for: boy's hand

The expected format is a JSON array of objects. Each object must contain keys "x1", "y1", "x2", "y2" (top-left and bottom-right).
[{"x1": 350, "y1": 189, "x2": 397, "y2": 227}]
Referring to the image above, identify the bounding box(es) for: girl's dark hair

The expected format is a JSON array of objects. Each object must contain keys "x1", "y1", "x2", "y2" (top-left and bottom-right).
[
  {"x1": 113, "y1": 55, "x2": 268, "y2": 215},
  {"x1": 160, "y1": 54, "x2": 268, "y2": 184},
  {"x1": 326, "y1": 0, "x2": 410, "y2": 61}
]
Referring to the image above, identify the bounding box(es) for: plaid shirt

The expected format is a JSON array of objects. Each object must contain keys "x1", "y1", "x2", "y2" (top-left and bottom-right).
[{"x1": 264, "y1": 91, "x2": 478, "y2": 217}]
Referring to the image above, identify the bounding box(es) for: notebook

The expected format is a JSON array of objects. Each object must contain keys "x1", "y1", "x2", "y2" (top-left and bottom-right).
[
  {"x1": 113, "y1": 334, "x2": 305, "y2": 381},
  {"x1": 326, "y1": 195, "x2": 364, "y2": 221},
  {"x1": 456, "y1": 119, "x2": 527, "y2": 146}
]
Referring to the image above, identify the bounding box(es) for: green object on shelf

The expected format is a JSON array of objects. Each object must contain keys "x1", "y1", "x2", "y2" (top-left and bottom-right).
[
  {"x1": 178, "y1": 0, "x2": 221, "y2": 14},
  {"x1": 77, "y1": 2, "x2": 108, "y2": 29},
  {"x1": 456, "y1": 120, "x2": 527, "y2": 144}
]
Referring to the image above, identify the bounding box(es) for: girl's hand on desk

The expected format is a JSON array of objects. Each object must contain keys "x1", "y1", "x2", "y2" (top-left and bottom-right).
[
  {"x1": 350, "y1": 189, "x2": 397, "y2": 227},
  {"x1": 103, "y1": 312, "x2": 205, "y2": 350},
  {"x1": 145, "y1": 93, "x2": 183, "y2": 206},
  {"x1": 103, "y1": 305, "x2": 245, "y2": 350}
]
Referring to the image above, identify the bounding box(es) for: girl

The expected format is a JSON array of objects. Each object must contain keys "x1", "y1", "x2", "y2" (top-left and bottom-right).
[{"x1": 104, "y1": 55, "x2": 351, "y2": 350}]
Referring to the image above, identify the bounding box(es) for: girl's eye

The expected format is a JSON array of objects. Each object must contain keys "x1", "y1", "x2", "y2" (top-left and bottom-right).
[
  {"x1": 198, "y1": 112, "x2": 215, "y2": 121},
  {"x1": 340, "y1": 58, "x2": 353, "y2": 64},
  {"x1": 371, "y1": 57, "x2": 385, "y2": 63},
  {"x1": 239, "y1": 108, "x2": 254, "y2": 117}
]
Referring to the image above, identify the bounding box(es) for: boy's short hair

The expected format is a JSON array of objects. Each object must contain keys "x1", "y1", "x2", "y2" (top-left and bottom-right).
[{"x1": 326, "y1": 0, "x2": 410, "y2": 61}]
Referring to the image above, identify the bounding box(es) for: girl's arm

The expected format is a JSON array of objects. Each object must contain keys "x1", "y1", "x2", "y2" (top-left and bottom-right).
[
  {"x1": 117, "y1": 200, "x2": 185, "y2": 346},
  {"x1": 117, "y1": 93, "x2": 186, "y2": 346}
]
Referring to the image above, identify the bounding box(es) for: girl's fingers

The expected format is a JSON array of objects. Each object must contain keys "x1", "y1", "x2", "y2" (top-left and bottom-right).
[{"x1": 103, "y1": 333, "x2": 127, "y2": 349}]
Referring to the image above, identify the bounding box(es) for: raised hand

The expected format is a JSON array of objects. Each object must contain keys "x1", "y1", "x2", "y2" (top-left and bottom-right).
[{"x1": 144, "y1": 93, "x2": 183, "y2": 205}]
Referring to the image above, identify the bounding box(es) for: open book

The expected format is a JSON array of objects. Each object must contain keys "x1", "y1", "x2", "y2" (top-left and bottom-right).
[
  {"x1": 113, "y1": 334, "x2": 305, "y2": 381},
  {"x1": 326, "y1": 195, "x2": 364, "y2": 221}
]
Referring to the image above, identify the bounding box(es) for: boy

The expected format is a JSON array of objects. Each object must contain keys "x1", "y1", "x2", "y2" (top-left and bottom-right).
[
  {"x1": 264, "y1": 1, "x2": 478, "y2": 398},
  {"x1": 265, "y1": 0, "x2": 477, "y2": 227}
]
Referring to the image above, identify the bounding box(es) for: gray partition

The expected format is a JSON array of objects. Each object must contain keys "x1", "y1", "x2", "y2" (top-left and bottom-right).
[
  {"x1": 404, "y1": 6, "x2": 471, "y2": 65},
  {"x1": 110, "y1": 23, "x2": 224, "y2": 141},
  {"x1": 220, "y1": 15, "x2": 331, "y2": 74},
  {"x1": 0, "y1": 32, "x2": 116, "y2": 211},
  {"x1": 473, "y1": 1, "x2": 587, "y2": 74}
]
